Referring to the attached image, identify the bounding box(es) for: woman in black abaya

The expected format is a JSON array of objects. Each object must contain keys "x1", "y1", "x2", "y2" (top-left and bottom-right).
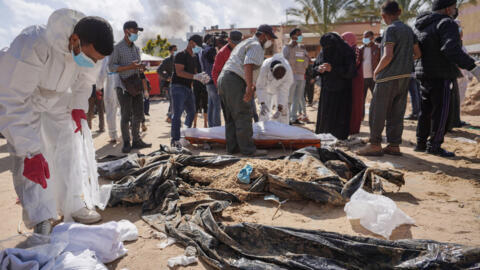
[{"x1": 314, "y1": 33, "x2": 356, "y2": 140}]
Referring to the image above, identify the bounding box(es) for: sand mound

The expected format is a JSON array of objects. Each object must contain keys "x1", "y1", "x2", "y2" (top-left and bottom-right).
[
  {"x1": 462, "y1": 79, "x2": 480, "y2": 116},
  {"x1": 181, "y1": 157, "x2": 338, "y2": 199}
]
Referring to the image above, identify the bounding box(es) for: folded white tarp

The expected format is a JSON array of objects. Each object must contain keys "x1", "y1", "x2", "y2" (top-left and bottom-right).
[{"x1": 0, "y1": 220, "x2": 138, "y2": 269}]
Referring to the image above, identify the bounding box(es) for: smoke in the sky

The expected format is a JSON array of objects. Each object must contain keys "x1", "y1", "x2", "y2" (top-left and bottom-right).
[{"x1": 135, "y1": 0, "x2": 189, "y2": 43}]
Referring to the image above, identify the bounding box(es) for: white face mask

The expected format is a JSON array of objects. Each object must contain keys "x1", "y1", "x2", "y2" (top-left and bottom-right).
[{"x1": 264, "y1": 40, "x2": 273, "y2": 49}]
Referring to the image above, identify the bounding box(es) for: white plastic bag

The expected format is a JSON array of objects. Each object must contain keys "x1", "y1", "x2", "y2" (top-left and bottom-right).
[
  {"x1": 156, "y1": 238, "x2": 176, "y2": 249},
  {"x1": 167, "y1": 255, "x2": 197, "y2": 268},
  {"x1": 344, "y1": 189, "x2": 415, "y2": 239}
]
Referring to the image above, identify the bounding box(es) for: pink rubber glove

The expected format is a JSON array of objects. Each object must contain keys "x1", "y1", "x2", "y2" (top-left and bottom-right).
[
  {"x1": 72, "y1": 109, "x2": 87, "y2": 133},
  {"x1": 23, "y1": 154, "x2": 50, "y2": 189}
]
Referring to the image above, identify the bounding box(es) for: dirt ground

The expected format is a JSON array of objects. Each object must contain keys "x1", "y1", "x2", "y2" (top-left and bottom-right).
[{"x1": 0, "y1": 84, "x2": 479, "y2": 269}]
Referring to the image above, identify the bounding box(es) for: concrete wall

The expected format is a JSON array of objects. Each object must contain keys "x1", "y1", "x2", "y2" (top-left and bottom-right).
[{"x1": 459, "y1": 3, "x2": 480, "y2": 54}]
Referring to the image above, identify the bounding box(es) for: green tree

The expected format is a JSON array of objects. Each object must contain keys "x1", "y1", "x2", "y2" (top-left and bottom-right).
[
  {"x1": 142, "y1": 35, "x2": 171, "y2": 58},
  {"x1": 286, "y1": 0, "x2": 349, "y2": 34}
]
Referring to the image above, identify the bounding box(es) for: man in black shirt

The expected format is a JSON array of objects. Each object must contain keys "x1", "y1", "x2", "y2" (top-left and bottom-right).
[
  {"x1": 414, "y1": 0, "x2": 480, "y2": 157},
  {"x1": 157, "y1": 45, "x2": 177, "y2": 122},
  {"x1": 170, "y1": 35, "x2": 209, "y2": 148}
]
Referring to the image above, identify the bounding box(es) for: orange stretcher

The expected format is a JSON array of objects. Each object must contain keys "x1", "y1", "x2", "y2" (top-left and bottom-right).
[{"x1": 185, "y1": 137, "x2": 321, "y2": 149}]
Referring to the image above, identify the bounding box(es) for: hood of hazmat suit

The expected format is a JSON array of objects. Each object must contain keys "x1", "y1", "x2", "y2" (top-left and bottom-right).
[
  {"x1": 0, "y1": 8, "x2": 100, "y2": 157},
  {"x1": 255, "y1": 53, "x2": 294, "y2": 124}
]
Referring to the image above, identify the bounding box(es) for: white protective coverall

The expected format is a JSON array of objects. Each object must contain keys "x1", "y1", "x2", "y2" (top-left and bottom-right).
[
  {"x1": 255, "y1": 53, "x2": 294, "y2": 124},
  {"x1": 0, "y1": 9, "x2": 103, "y2": 228},
  {"x1": 96, "y1": 56, "x2": 120, "y2": 141}
]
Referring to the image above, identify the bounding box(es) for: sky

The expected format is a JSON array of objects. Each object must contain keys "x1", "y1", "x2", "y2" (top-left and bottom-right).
[{"x1": 0, "y1": 0, "x2": 298, "y2": 49}]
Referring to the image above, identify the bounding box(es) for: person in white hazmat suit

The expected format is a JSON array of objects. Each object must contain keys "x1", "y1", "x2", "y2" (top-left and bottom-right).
[
  {"x1": 96, "y1": 56, "x2": 120, "y2": 143},
  {"x1": 255, "y1": 54, "x2": 294, "y2": 124},
  {"x1": 0, "y1": 9, "x2": 114, "y2": 234}
]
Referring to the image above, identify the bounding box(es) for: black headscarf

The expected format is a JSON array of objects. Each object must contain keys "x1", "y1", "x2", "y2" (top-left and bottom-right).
[
  {"x1": 319, "y1": 32, "x2": 352, "y2": 64},
  {"x1": 314, "y1": 32, "x2": 357, "y2": 89}
]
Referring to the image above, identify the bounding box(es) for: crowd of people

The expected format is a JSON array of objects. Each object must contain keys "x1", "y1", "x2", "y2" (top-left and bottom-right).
[{"x1": 0, "y1": 0, "x2": 479, "y2": 235}]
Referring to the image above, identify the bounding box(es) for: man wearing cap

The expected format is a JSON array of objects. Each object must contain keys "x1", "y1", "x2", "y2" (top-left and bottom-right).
[
  {"x1": 170, "y1": 34, "x2": 210, "y2": 149},
  {"x1": 414, "y1": 0, "x2": 480, "y2": 157},
  {"x1": 283, "y1": 28, "x2": 310, "y2": 124},
  {"x1": 109, "y1": 21, "x2": 152, "y2": 153},
  {"x1": 218, "y1": 25, "x2": 277, "y2": 156},
  {"x1": 212, "y1": 31, "x2": 243, "y2": 86}
]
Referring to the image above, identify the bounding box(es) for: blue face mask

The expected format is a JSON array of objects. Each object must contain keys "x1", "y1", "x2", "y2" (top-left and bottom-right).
[
  {"x1": 72, "y1": 42, "x2": 95, "y2": 68},
  {"x1": 128, "y1": 33, "x2": 138, "y2": 42},
  {"x1": 296, "y1": 35, "x2": 303, "y2": 43},
  {"x1": 192, "y1": 45, "x2": 202, "y2": 54},
  {"x1": 363, "y1": 38, "x2": 371, "y2": 45}
]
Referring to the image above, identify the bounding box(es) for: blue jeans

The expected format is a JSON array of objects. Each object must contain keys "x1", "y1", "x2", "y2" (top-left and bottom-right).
[
  {"x1": 171, "y1": 84, "x2": 196, "y2": 141},
  {"x1": 289, "y1": 79, "x2": 306, "y2": 121},
  {"x1": 409, "y1": 78, "x2": 421, "y2": 116},
  {"x1": 206, "y1": 83, "x2": 222, "y2": 127}
]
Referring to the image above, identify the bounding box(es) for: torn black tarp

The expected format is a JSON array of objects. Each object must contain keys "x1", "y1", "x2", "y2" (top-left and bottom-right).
[{"x1": 98, "y1": 146, "x2": 480, "y2": 269}]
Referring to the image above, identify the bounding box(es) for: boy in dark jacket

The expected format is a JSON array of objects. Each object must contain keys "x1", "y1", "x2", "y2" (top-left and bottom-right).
[{"x1": 414, "y1": 0, "x2": 480, "y2": 157}]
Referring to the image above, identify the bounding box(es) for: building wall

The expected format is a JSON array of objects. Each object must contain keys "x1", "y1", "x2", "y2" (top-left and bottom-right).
[{"x1": 459, "y1": 3, "x2": 480, "y2": 54}]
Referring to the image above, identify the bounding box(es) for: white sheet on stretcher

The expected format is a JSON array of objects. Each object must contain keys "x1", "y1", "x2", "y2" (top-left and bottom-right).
[{"x1": 182, "y1": 121, "x2": 337, "y2": 145}]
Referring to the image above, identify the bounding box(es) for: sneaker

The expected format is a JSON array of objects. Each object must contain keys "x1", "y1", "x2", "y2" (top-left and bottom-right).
[
  {"x1": 427, "y1": 147, "x2": 455, "y2": 158},
  {"x1": 72, "y1": 207, "x2": 102, "y2": 224},
  {"x1": 122, "y1": 142, "x2": 131, "y2": 153},
  {"x1": 414, "y1": 142, "x2": 427, "y2": 152},
  {"x1": 132, "y1": 140, "x2": 152, "y2": 149},
  {"x1": 404, "y1": 114, "x2": 418, "y2": 120},
  {"x1": 33, "y1": 220, "x2": 52, "y2": 235},
  {"x1": 356, "y1": 143, "x2": 383, "y2": 156}
]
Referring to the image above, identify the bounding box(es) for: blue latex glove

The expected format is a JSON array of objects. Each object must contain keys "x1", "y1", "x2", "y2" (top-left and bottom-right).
[{"x1": 237, "y1": 164, "x2": 253, "y2": 184}]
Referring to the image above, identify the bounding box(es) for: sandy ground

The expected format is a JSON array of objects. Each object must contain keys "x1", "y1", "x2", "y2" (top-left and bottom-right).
[{"x1": 0, "y1": 87, "x2": 479, "y2": 269}]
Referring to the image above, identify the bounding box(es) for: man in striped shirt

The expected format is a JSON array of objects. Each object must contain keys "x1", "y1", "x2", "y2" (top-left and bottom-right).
[{"x1": 218, "y1": 25, "x2": 277, "y2": 156}]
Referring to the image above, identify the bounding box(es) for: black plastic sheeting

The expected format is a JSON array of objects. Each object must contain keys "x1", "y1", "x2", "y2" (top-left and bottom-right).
[{"x1": 98, "y1": 146, "x2": 480, "y2": 269}]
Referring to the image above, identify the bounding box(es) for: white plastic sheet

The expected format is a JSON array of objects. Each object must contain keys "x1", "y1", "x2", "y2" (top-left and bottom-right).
[
  {"x1": 183, "y1": 121, "x2": 334, "y2": 142},
  {"x1": 344, "y1": 189, "x2": 415, "y2": 239},
  {"x1": 51, "y1": 220, "x2": 138, "y2": 263},
  {"x1": 55, "y1": 119, "x2": 107, "y2": 223}
]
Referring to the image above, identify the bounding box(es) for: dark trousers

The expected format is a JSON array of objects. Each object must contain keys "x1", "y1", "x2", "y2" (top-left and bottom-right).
[
  {"x1": 369, "y1": 78, "x2": 410, "y2": 146},
  {"x1": 446, "y1": 79, "x2": 461, "y2": 130},
  {"x1": 363, "y1": 78, "x2": 375, "y2": 97},
  {"x1": 116, "y1": 87, "x2": 143, "y2": 144},
  {"x1": 408, "y1": 78, "x2": 421, "y2": 116},
  {"x1": 218, "y1": 71, "x2": 256, "y2": 155},
  {"x1": 170, "y1": 84, "x2": 195, "y2": 141},
  {"x1": 417, "y1": 79, "x2": 453, "y2": 148},
  {"x1": 305, "y1": 81, "x2": 315, "y2": 104},
  {"x1": 87, "y1": 95, "x2": 105, "y2": 130}
]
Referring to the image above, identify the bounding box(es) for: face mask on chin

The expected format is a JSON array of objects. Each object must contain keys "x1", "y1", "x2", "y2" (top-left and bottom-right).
[
  {"x1": 71, "y1": 41, "x2": 95, "y2": 68},
  {"x1": 128, "y1": 32, "x2": 138, "y2": 42}
]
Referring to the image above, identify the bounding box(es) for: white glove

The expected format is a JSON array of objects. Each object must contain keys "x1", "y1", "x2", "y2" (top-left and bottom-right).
[
  {"x1": 260, "y1": 103, "x2": 269, "y2": 116},
  {"x1": 471, "y1": 66, "x2": 480, "y2": 82},
  {"x1": 201, "y1": 73, "x2": 211, "y2": 84},
  {"x1": 193, "y1": 72, "x2": 209, "y2": 83}
]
